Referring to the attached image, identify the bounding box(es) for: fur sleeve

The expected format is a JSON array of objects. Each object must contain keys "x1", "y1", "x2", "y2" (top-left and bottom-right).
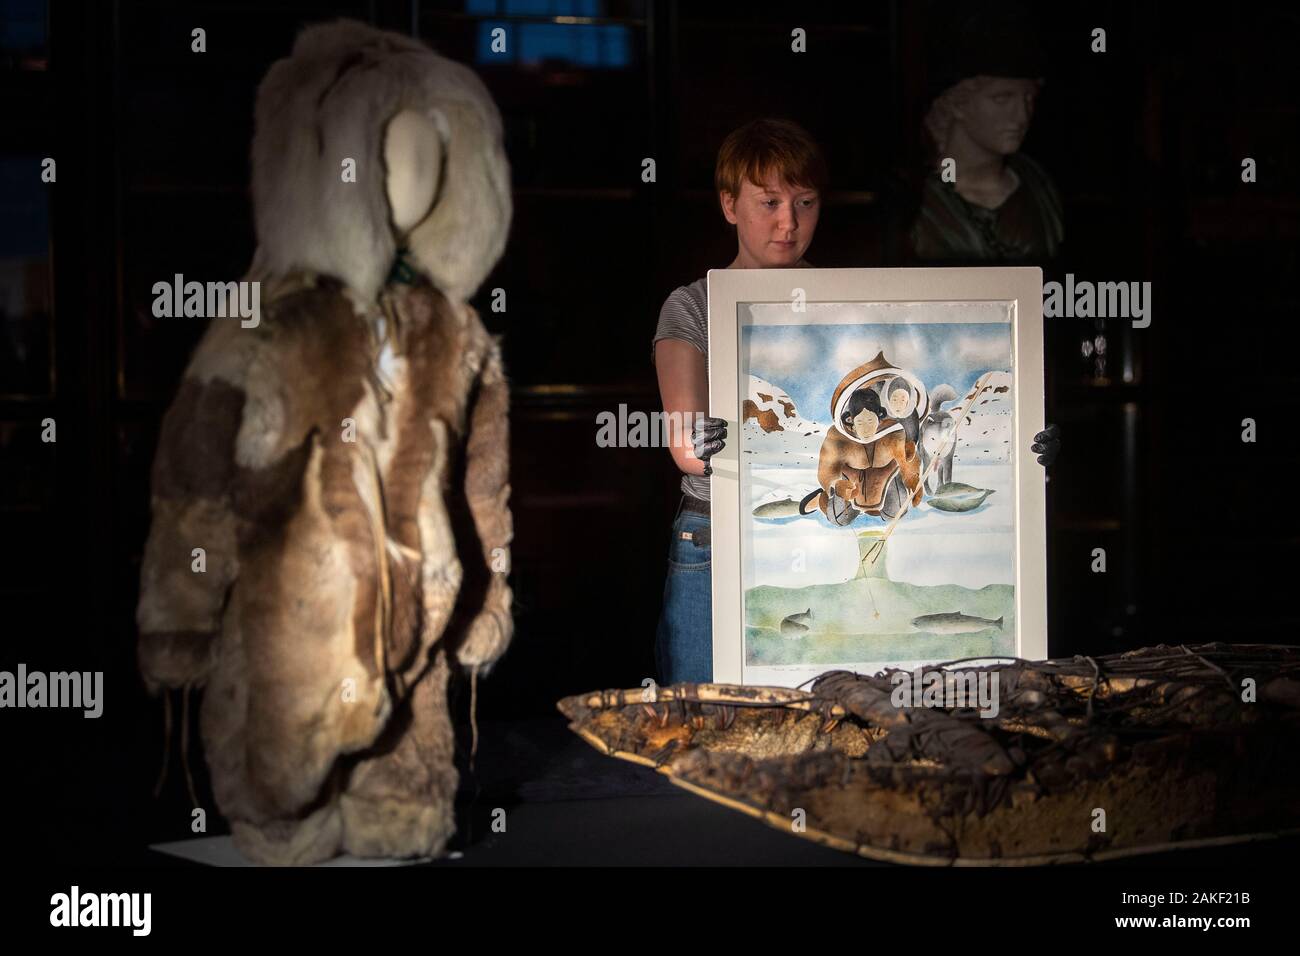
[
  {"x1": 135, "y1": 373, "x2": 244, "y2": 695},
  {"x1": 452, "y1": 330, "x2": 514, "y2": 672}
]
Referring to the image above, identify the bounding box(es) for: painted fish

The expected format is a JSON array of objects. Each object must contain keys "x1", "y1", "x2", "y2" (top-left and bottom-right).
[
  {"x1": 780, "y1": 608, "x2": 813, "y2": 638},
  {"x1": 927, "y1": 482, "x2": 994, "y2": 512},
  {"x1": 753, "y1": 498, "x2": 803, "y2": 518},
  {"x1": 910, "y1": 611, "x2": 1004, "y2": 634}
]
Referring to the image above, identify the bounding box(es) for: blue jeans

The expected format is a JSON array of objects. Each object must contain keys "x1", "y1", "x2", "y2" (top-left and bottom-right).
[{"x1": 654, "y1": 496, "x2": 713, "y2": 685}]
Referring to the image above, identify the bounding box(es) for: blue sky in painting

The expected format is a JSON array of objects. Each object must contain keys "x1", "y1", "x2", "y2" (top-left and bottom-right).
[{"x1": 740, "y1": 321, "x2": 1012, "y2": 420}]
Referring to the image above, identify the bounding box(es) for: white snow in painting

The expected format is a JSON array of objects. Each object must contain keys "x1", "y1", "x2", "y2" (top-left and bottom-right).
[
  {"x1": 953, "y1": 370, "x2": 1013, "y2": 464},
  {"x1": 742, "y1": 374, "x2": 825, "y2": 452},
  {"x1": 743, "y1": 371, "x2": 1015, "y2": 592}
]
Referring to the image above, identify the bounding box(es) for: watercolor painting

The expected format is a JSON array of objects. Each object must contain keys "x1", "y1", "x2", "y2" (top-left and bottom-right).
[{"x1": 736, "y1": 300, "x2": 1017, "y2": 679}]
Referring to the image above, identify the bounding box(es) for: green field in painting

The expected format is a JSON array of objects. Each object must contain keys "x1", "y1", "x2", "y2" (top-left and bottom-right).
[{"x1": 745, "y1": 576, "x2": 1015, "y2": 667}]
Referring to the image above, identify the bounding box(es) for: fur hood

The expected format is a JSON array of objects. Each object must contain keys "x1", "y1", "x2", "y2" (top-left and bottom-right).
[
  {"x1": 249, "y1": 19, "x2": 511, "y2": 303},
  {"x1": 829, "y1": 351, "x2": 929, "y2": 446}
]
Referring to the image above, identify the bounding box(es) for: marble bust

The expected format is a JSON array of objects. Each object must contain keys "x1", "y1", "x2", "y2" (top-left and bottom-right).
[{"x1": 910, "y1": 9, "x2": 1064, "y2": 263}]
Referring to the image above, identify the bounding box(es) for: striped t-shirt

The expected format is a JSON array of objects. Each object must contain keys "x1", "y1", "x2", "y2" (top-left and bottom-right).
[{"x1": 651, "y1": 276, "x2": 711, "y2": 502}]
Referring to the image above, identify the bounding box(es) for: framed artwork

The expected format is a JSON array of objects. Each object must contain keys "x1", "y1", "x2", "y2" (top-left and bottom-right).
[{"x1": 707, "y1": 267, "x2": 1046, "y2": 687}]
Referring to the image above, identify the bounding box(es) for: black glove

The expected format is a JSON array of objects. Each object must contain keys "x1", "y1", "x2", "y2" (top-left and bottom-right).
[
  {"x1": 692, "y1": 415, "x2": 727, "y2": 477},
  {"x1": 1032, "y1": 424, "x2": 1060, "y2": 466}
]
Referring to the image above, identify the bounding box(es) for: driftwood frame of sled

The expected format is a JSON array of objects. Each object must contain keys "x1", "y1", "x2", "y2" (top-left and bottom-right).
[
  {"x1": 558, "y1": 644, "x2": 1300, "y2": 865},
  {"x1": 706, "y1": 267, "x2": 1047, "y2": 686}
]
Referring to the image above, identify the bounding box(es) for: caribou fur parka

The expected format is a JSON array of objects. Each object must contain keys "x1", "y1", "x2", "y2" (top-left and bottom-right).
[{"x1": 134, "y1": 20, "x2": 514, "y2": 865}]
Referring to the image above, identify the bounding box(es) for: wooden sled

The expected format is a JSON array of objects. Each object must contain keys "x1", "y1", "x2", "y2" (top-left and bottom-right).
[{"x1": 557, "y1": 643, "x2": 1300, "y2": 865}]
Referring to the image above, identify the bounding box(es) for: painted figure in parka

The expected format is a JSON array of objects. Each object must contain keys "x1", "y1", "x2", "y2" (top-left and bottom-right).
[{"x1": 803, "y1": 352, "x2": 928, "y2": 526}]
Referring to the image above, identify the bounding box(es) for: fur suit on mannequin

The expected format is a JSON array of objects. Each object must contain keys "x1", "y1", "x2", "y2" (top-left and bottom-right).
[{"x1": 135, "y1": 20, "x2": 514, "y2": 865}]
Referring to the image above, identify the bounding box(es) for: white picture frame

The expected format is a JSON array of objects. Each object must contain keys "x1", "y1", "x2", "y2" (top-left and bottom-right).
[{"x1": 707, "y1": 267, "x2": 1047, "y2": 687}]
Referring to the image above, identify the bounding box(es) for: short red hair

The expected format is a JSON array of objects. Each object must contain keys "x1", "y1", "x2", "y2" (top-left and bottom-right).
[{"x1": 714, "y1": 118, "x2": 828, "y2": 199}]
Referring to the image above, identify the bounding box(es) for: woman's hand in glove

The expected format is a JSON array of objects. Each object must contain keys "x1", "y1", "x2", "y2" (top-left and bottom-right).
[
  {"x1": 692, "y1": 415, "x2": 727, "y2": 477},
  {"x1": 1032, "y1": 424, "x2": 1061, "y2": 466}
]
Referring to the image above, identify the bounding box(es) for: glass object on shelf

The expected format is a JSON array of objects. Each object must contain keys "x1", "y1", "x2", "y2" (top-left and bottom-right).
[
  {"x1": 1120, "y1": 324, "x2": 1137, "y2": 384},
  {"x1": 1079, "y1": 318, "x2": 1110, "y2": 385},
  {"x1": 0, "y1": 155, "x2": 52, "y2": 397},
  {"x1": 1093, "y1": 328, "x2": 1108, "y2": 382}
]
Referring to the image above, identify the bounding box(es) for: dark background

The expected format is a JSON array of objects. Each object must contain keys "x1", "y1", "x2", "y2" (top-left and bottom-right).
[{"x1": 1, "y1": 0, "x2": 1297, "y2": 864}]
